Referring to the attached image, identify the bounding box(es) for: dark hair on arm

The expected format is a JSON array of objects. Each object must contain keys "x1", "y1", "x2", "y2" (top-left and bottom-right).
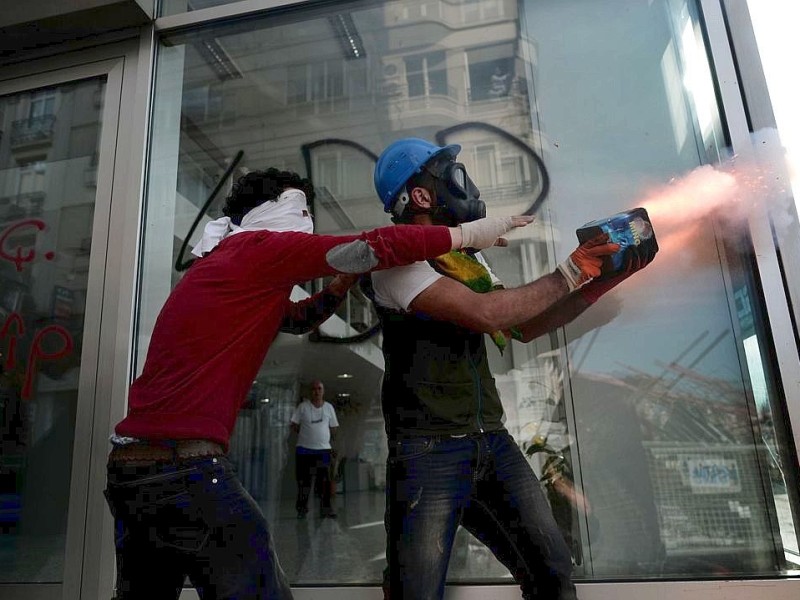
[{"x1": 222, "y1": 168, "x2": 315, "y2": 224}]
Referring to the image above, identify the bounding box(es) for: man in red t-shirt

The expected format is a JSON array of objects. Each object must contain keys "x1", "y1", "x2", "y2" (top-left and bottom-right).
[{"x1": 104, "y1": 167, "x2": 530, "y2": 600}]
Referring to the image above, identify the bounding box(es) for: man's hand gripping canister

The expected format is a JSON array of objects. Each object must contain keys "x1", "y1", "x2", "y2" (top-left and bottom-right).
[{"x1": 576, "y1": 208, "x2": 658, "y2": 280}]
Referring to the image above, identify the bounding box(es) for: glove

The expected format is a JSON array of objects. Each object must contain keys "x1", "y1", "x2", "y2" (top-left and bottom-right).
[
  {"x1": 556, "y1": 234, "x2": 620, "y2": 292},
  {"x1": 459, "y1": 216, "x2": 532, "y2": 250},
  {"x1": 579, "y1": 243, "x2": 657, "y2": 304}
]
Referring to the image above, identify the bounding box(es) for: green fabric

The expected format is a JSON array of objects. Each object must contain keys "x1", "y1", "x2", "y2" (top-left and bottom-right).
[{"x1": 431, "y1": 250, "x2": 522, "y2": 353}]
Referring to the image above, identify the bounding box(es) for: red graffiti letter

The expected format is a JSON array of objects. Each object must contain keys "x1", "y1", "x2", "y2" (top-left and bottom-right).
[
  {"x1": 22, "y1": 325, "x2": 74, "y2": 400},
  {"x1": 0, "y1": 219, "x2": 46, "y2": 272},
  {"x1": 0, "y1": 312, "x2": 25, "y2": 371}
]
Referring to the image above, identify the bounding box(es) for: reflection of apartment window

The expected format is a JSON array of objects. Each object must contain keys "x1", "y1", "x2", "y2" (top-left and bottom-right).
[
  {"x1": 462, "y1": 0, "x2": 503, "y2": 21},
  {"x1": 404, "y1": 51, "x2": 447, "y2": 97},
  {"x1": 400, "y1": 2, "x2": 440, "y2": 20},
  {"x1": 466, "y1": 44, "x2": 514, "y2": 101},
  {"x1": 18, "y1": 160, "x2": 47, "y2": 195},
  {"x1": 11, "y1": 91, "x2": 57, "y2": 147},
  {"x1": 182, "y1": 84, "x2": 223, "y2": 122},
  {"x1": 475, "y1": 145, "x2": 497, "y2": 188},
  {"x1": 474, "y1": 144, "x2": 528, "y2": 191},
  {"x1": 288, "y1": 61, "x2": 345, "y2": 104},
  {"x1": 29, "y1": 91, "x2": 56, "y2": 119},
  {"x1": 314, "y1": 153, "x2": 373, "y2": 199},
  {"x1": 499, "y1": 155, "x2": 524, "y2": 187}
]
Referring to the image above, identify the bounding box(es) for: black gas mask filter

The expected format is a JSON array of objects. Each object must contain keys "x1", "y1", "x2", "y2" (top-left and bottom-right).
[{"x1": 426, "y1": 159, "x2": 486, "y2": 224}]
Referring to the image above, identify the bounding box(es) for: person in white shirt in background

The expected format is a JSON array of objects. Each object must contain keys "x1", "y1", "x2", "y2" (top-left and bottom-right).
[{"x1": 291, "y1": 380, "x2": 339, "y2": 518}]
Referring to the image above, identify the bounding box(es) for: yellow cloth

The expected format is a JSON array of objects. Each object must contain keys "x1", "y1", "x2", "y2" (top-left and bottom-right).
[{"x1": 432, "y1": 251, "x2": 522, "y2": 354}]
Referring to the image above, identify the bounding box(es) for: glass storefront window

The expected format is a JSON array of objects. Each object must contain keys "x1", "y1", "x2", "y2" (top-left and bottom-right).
[
  {"x1": 139, "y1": 0, "x2": 799, "y2": 586},
  {"x1": 0, "y1": 78, "x2": 106, "y2": 583}
]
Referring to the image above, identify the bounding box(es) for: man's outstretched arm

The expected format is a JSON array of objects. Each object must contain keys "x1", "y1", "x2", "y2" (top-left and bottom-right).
[
  {"x1": 277, "y1": 217, "x2": 533, "y2": 284},
  {"x1": 409, "y1": 270, "x2": 570, "y2": 334},
  {"x1": 411, "y1": 244, "x2": 656, "y2": 342},
  {"x1": 408, "y1": 235, "x2": 621, "y2": 333}
]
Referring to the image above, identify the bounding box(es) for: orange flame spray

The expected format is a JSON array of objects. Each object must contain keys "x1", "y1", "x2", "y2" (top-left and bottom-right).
[{"x1": 638, "y1": 130, "x2": 793, "y2": 262}]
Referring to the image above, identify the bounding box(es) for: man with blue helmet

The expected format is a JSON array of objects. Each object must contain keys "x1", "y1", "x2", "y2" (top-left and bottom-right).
[{"x1": 371, "y1": 138, "x2": 655, "y2": 599}]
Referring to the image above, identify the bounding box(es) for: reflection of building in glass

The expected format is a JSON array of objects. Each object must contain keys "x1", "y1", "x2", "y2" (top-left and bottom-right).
[{"x1": 0, "y1": 78, "x2": 105, "y2": 582}]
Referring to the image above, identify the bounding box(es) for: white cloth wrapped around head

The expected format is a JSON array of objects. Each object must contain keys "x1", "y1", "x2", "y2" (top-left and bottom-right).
[{"x1": 191, "y1": 188, "x2": 313, "y2": 257}]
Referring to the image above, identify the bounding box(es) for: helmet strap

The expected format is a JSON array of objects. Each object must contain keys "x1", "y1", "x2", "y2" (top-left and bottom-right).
[{"x1": 392, "y1": 188, "x2": 411, "y2": 218}]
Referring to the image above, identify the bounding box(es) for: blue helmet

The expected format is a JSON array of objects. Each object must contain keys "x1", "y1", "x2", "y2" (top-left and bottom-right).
[{"x1": 374, "y1": 138, "x2": 461, "y2": 215}]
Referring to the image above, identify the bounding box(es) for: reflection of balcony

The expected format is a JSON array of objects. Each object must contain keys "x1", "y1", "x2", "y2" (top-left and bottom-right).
[
  {"x1": 483, "y1": 182, "x2": 540, "y2": 205},
  {"x1": 0, "y1": 191, "x2": 46, "y2": 222},
  {"x1": 467, "y1": 77, "x2": 526, "y2": 104},
  {"x1": 10, "y1": 115, "x2": 56, "y2": 149}
]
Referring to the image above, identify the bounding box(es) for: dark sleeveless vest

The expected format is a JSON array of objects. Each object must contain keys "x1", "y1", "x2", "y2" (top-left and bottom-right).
[{"x1": 370, "y1": 269, "x2": 506, "y2": 438}]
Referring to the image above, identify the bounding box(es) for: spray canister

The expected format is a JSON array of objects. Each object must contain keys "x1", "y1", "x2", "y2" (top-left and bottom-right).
[{"x1": 576, "y1": 207, "x2": 657, "y2": 280}]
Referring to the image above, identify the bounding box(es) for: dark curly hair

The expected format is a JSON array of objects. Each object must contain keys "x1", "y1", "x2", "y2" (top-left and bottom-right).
[{"x1": 222, "y1": 168, "x2": 315, "y2": 225}]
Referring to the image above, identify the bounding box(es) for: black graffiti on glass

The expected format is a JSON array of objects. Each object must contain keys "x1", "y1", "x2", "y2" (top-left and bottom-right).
[
  {"x1": 0, "y1": 219, "x2": 57, "y2": 272},
  {"x1": 1, "y1": 313, "x2": 74, "y2": 399}
]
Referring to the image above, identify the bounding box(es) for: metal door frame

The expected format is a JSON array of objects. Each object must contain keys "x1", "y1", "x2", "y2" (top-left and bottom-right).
[{"x1": 0, "y1": 34, "x2": 153, "y2": 600}]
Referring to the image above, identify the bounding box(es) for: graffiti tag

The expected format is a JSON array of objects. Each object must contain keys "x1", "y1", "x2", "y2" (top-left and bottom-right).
[
  {"x1": 0, "y1": 218, "x2": 55, "y2": 272},
  {"x1": 1, "y1": 312, "x2": 74, "y2": 400}
]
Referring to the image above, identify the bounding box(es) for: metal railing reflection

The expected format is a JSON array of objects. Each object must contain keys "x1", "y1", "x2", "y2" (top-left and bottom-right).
[{"x1": 10, "y1": 115, "x2": 56, "y2": 147}]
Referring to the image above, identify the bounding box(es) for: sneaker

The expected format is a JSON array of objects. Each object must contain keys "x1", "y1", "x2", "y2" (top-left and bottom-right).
[{"x1": 320, "y1": 507, "x2": 338, "y2": 519}]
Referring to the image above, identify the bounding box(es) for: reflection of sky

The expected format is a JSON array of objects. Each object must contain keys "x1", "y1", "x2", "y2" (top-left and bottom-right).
[
  {"x1": 521, "y1": 1, "x2": 748, "y2": 390},
  {"x1": 566, "y1": 268, "x2": 741, "y2": 381}
]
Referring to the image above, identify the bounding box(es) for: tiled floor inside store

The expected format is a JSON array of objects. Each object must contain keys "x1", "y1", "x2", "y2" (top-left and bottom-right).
[{"x1": 271, "y1": 487, "x2": 511, "y2": 585}]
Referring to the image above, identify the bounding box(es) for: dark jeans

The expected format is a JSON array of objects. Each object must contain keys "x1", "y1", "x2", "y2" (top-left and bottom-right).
[
  {"x1": 294, "y1": 449, "x2": 332, "y2": 513},
  {"x1": 105, "y1": 455, "x2": 293, "y2": 599},
  {"x1": 385, "y1": 431, "x2": 577, "y2": 600}
]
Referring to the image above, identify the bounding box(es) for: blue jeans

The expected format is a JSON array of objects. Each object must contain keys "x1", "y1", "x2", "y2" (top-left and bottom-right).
[
  {"x1": 105, "y1": 455, "x2": 293, "y2": 599},
  {"x1": 385, "y1": 431, "x2": 577, "y2": 600}
]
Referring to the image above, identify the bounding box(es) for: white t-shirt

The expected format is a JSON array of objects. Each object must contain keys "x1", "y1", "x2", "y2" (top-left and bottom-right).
[
  {"x1": 291, "y1": 400, "x2": 339, "y2": 450},
  {"x1": 372, "y1": 252, "x2": 501, "y2": 312}
]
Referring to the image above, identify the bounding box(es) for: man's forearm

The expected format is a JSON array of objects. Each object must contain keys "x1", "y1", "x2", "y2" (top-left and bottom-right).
[
  {"x1": 410, "y1": 270, "x2": 572, "y2": 336},
  {"x1": 514, "y1": 289, "x2": 591, "y2": 342},
  {"x1": 280, "y1": 275, "x2": 358, "y2": 334},
  {"x1": 480, "y1": 271, "x2": 571, "y2": 333}
]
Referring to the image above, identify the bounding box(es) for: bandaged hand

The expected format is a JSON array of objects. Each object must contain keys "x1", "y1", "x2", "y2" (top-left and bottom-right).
[
  {"x1": 556, "y1": 234, "x2": 620, "y2": 292},
  {"x1": 458, "y1": 215, "x2": 533, "y2": 250},
  {"x1": 579, "y1": 242, "x2": 657, "y2": 304}
]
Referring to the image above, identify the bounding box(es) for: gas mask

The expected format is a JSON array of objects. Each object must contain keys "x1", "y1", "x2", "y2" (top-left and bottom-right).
[{"x1": 426, "y1": 159, "x2": 486, "y2": 224}]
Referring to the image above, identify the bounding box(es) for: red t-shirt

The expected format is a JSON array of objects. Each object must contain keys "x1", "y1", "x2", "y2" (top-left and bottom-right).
[{"x1": 115, "y1": 225, "x2": 451, "y2": 448}]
